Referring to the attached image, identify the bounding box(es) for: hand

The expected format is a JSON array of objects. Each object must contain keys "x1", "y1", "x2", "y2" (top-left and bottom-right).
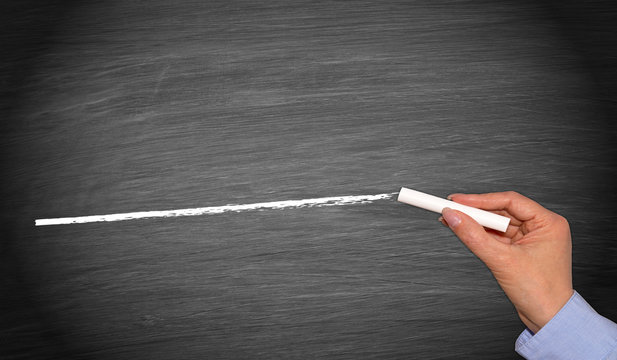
[{"x1": 439, "y1": 191, "x2": 574, "y2": 333}]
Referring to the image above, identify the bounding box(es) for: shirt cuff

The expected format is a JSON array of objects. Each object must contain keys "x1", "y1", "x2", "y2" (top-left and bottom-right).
[{"x1": 515, "y1": 291, "x2": 617, "y2": 360}]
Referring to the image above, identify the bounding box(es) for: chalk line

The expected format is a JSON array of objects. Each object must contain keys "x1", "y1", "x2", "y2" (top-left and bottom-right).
[{"x1": 35, "y1": 192, "x2": 397, "y2": 226}]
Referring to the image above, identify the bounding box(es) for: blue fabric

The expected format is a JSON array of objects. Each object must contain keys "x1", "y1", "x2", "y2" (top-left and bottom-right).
[{"x1": 515, "y1": 291, "x2": 617, "y2": 359}]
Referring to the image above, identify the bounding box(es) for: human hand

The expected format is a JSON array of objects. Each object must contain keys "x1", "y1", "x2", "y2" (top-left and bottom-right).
[{"x1": 439, "y1": 191, "x2": 574, "y2": 333}]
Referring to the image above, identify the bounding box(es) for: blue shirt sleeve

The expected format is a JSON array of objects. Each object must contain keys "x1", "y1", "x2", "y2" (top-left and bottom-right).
[{"x1": 515, "y1": 291, "x2": 617, "y2": 359}]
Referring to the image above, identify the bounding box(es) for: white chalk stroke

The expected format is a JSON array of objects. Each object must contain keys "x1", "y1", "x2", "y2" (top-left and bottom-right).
[{"x1": 35, "y1": 193, "x2": 397, "y2": 226}]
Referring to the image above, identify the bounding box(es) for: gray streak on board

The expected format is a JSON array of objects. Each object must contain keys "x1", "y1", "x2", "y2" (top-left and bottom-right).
[{"x1": 1, "y1": 0, "x2": 617, "y2": 359}]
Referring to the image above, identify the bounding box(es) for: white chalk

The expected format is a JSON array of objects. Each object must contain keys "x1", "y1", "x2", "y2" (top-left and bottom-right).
[{"x1": 397, "y1": 187, "x2": 510, "y2": 232}]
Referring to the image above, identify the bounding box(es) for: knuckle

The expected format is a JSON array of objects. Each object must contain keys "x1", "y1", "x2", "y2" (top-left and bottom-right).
[
  {"x1": 503, "y1": 190, "x2": 522, "y2": 200},
  {"x1": 554, "y1": 214, "x2": 570, "y2": 230}
]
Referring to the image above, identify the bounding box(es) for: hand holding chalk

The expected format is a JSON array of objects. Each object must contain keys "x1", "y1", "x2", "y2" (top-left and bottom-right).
[
  {"x1": 440, "y1": 191, "x2": 574, "y2": 334},
  {"x1": 397, "y1": 187, "x2": 510, "y2": 232}
]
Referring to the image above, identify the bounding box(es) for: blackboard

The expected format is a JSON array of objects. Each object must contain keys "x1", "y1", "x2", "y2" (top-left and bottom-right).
[{"x1": 2, "y1": 1, "x2": 616, "y2": 358}]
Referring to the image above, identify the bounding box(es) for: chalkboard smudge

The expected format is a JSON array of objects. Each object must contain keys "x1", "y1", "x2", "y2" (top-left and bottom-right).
[{"x1": 34, "y1": 193, "x2": 398, "y2": 226}]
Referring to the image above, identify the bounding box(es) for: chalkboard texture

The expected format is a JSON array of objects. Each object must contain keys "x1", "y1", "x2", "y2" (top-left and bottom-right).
[{"x1": 2, "y1": 1, "x2": 616, "y2": 359}]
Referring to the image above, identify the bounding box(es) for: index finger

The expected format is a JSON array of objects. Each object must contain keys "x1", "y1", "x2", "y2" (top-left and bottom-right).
[{"x1": 447, "y1": 191, "x2": 548, "y2": 222}]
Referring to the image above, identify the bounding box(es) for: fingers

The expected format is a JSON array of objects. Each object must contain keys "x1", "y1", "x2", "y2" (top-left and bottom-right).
[
  {"x1": 441, "y1": 214, "x2": 524, "y2": 243},
  {"x1": 442, "y1": 208, "x2": 509, "y2": 267},
  {"x1": 447, "y1": 191, "x2": 546, "y2": 223},
  {"x1": 486, "y1": 226, "x2": 524, "y2": 244}
]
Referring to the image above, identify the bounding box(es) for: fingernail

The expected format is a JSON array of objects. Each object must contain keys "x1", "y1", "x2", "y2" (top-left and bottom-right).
[
  {"x1": 442, "y1": 207, "x2": 461, "y2": 228},
  {"x1": 446, "y1": 194, "x2": 453, "y2": 200}
]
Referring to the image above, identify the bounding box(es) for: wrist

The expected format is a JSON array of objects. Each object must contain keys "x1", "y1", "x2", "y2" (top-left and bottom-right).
[{"x1": 521, "y1": 287, "x2": 574, "y2": 333}]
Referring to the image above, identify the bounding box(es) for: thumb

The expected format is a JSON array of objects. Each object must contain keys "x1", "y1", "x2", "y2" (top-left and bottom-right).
[{"x1": 441, "y1": 207, "x2": 506, "y2": 267}]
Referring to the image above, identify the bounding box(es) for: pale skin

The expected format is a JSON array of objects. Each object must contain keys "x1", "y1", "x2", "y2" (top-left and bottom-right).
[{"x1": 438, "y1": 191, "x2": 574, "y2": 334}]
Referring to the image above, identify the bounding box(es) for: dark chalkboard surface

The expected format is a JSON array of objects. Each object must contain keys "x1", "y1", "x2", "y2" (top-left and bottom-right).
[{"x1": 2, "y1": 1, "x2": 616, "y2": 358}]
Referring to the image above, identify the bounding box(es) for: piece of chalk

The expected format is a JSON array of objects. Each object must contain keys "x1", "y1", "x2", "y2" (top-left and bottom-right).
[{"x1": 397, "y1": 187, "x2": 510, "y2": 232}]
